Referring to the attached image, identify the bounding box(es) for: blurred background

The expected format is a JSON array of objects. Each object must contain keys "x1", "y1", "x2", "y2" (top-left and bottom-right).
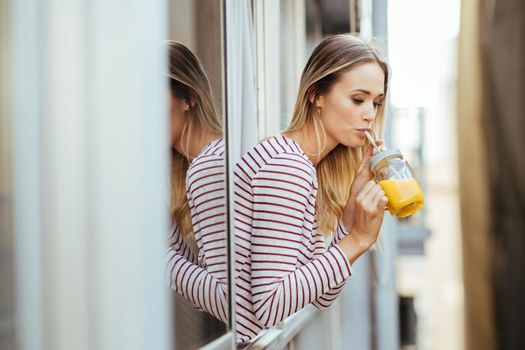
[{"x1": 1, "y1": 0, "x2": 524, "y2": 349}]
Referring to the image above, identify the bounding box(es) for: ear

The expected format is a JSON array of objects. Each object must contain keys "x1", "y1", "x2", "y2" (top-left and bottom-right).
[
  {"x1": 308, "y1": 90, "x2": 324, "y2": 108},
  {"x1": 181, "y1": 97, "x2": 192, "y2": 111},
  {"x1": 308, "y1": 91, "x2": 318, "y2": 104},
  {"x1": 187, "y1": 96, "x2": 196, "y2": 110},
  {"x1": 316, "y1": 95, "x2": 324, "y2": 108},
  {"x1": 309, "y1": 94, "x2": 323, "y2": 108},
  {"x1": 170, "y1": 95, "x2": 190, "y2": 112}
]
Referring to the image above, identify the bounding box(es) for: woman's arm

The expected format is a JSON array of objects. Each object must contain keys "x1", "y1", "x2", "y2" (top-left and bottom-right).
[
  {"x1": 166, "y1": 225, "x2": 227, "y2": 322},
  {"x1": 166, "y1": 147, "x2": 229, "y2": 322},
  {"x1": 312, "y1": 280, "x2": 347, "y2": 309},
  {"x1": 167, "y1": 224, "x2": 198, "y2": 264},
  {"x1": 327, "y1": 218, "x2": 351, "y2": 248},
  {"x1": 166, "y1": 247, "x2": 228, "y2": 322},
  {"x1": 186, "y1": 151, "x2": 228, "y2": 284},
  {"x1": 311, "y1": 223, "x2": 352, "y2": 310},
  {"x1": 249, "y1": 155, "x2": 352, "y2": 327}
]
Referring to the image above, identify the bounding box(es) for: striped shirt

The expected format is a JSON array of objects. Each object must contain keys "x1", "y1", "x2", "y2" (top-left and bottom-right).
[
  {"x1": 166, "y1": 138, "x2": 228, "y2": 323},
  {"x1": 233, "y1": 134, "x2": 353, "y2": 343}
]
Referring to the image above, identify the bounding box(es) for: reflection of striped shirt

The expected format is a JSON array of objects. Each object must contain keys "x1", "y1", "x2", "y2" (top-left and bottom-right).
[
  {"x1": 166, "y1": 138, "x2": 228, "y2": 323},
  {"x1": 233, "y1": 135, "x2": 352, "y2": 343}
]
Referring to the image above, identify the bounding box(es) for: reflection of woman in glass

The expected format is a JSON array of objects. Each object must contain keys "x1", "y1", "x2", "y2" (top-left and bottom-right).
[
  {"x1": 165, "y1": 42, "x2": 227, "y2": 323},
  {"x1": 234, "y1": 34, "x2": 389, "y2": 342}
]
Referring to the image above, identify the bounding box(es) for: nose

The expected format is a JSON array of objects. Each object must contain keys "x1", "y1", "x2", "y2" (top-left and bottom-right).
[{"x1": 362, "y1": 103, "x2": 376, "y2": 123}]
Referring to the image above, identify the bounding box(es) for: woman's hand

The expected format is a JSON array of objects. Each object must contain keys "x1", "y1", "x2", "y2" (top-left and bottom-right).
[
  {"x1": 338, "y1": 180, "x2": 388, "y2": 264},
  {"x1": 341, "y1": 140, "x2": 383, "y2": 230}
]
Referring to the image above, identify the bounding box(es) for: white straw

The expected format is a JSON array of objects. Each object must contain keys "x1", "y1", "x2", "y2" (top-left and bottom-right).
[
  {"x1": 364, "y1": 131, "x2": 381, "y2": 153},
  {"x1": 364, "y1": 130, "x2": 403, "y2": 179}
]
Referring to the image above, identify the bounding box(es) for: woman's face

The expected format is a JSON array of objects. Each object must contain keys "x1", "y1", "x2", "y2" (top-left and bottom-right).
[
  {"x1": 317, "y1": 61, "x2": 385, "y2": 148},
  {"x1": 169, "y1": 94, "x2": 189, "y2": 148}
]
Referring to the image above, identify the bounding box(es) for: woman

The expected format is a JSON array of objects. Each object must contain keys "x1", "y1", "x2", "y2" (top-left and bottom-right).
[
  {"x1": 165, "y1": 42, "x2": 228, "y2": 324},
  {"x1": 233, "y1": 34, "x2": 389, "y2": 342}
]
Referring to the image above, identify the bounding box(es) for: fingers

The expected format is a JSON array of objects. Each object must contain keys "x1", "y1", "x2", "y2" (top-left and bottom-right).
[
  {"x1": 374, "y1": 139, "x2": 384, "y2": 148},
  {"x1": 372, "y1": 190, "x2": 389, "y2": 210},
  {"x1": 368, "y1": 184, "x2": 386, "y2": 209},
  {"x1": 352, "y1": 182, "x2": 387, "y2": 241},
  {"x1": 357, "y1": 181, "x2": 388, "y2": 213},
  {"x1": 371, "y1": 139, "x2": 384, "y2": 156},
  {"x1": 357, "y1": 181, "x2": 376, "y2": 200}
]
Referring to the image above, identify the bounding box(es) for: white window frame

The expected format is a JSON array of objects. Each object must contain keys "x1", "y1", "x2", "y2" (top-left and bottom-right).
[{"x1": 10, "y1": 1, "x2": 171, "y2": 350}]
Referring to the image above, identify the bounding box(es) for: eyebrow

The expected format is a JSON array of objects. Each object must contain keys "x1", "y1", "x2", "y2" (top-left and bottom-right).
[{"x1": 352, "y1": 89, "x2": 384, "y2": 98}]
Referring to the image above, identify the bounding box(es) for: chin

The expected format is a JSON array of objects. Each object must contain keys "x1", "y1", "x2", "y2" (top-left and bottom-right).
[{"x1": 343, "y1": 137, "x2": 366, "y2": 149}]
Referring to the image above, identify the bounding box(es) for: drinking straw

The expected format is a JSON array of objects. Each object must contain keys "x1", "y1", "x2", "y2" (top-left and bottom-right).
[
  {"x1": 364, "y1": 130, "x2": 404, "y2": 179},
  {"x1": 364, "y1": 130, "x2": 382, "y2": 153}
]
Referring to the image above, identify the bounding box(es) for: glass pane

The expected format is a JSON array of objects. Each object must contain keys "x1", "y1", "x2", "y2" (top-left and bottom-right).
[
  {"x1": 168, "y1": 1, "x2": 229, "y2": 349},
  {"x1": 235, "y1": 1, "x2": 392, "y2": 346}
]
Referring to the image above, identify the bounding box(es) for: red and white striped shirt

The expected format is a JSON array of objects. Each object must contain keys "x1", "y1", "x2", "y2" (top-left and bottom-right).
[
  {"x1": 233, "y1": 134, "x2": 352, "y2": 343},
  {"x1": 166, "y1": 138, "x2": 229, "y2": 323}
]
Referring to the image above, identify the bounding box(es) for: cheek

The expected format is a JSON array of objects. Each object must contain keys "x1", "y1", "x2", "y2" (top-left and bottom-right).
[
  {"x1": 170, "y1": 110, "x2": 186, "y2": 143},
  {"x1": 329, "y1": 99, "x2": 359, "y2": 125}
]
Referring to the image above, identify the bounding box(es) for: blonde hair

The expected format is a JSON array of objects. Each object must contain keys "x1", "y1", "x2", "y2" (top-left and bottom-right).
[
  {"x1": 283, "y1": 34, "x2": 389, "y2": 235},
  {"x1": 168, "y1": 41, "x2": 222, "y2": 238}
]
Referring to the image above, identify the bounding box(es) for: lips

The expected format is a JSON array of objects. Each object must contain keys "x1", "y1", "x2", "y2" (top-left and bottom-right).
[{"x1": 356, "y1": 128, "x2": 371, "y2": 137}]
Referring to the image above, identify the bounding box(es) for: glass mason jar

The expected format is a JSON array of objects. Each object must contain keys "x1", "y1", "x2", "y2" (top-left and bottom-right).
[{"x1": 369, "y1": 149, "x2": 424, "y2": 218}]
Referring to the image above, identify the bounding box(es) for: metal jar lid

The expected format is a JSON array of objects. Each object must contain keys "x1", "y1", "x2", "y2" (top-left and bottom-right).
[{"x1": 369, "y1": 148, "x2": 403, "y2": 173}]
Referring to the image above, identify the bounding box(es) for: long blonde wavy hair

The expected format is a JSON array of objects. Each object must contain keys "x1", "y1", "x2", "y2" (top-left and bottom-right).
[
  {"x1": 283, "y1": 34, "x2": 389, "y2": 235},
  {"x1": 168, "y1": 42, "x2": 222, "y2": 237}
]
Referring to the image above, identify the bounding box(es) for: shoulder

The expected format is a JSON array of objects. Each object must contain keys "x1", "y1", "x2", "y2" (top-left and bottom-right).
[
  {"x1": 187, "y1": 139, "x2": 225, "y2": 183},
  {"x1": 241, "y1": 136, "x2": 316, "y2": 189}
]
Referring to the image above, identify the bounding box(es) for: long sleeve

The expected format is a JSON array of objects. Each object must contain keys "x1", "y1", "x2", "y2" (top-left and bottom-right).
[
  {"x1": 167, "y1": 224, "x2": 198, "y2": 264},
  {"x1": 166, "y1": 246, "x2": 228, "y2": 322},
  {"x1": 249, "y1": 155, "x2": 352, "y2": 327},
  {"x1": 329, "y1": 219, "x2": 350, "y2": 248},
  {"x1": 166, "y1": 139, "x2": 228, "y2": 323},
  {"x1": 311, "y1": 220, "x2": 353, "y2": 309},
  {"x1": 166, "y1": 224, "x2": 228, "y2": 322},
  {"x1": 186, "y1": 152, "x2": 228, "y2": 284}
]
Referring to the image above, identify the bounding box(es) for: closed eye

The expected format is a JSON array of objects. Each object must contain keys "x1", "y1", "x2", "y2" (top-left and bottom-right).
[{"x1": 353, "y1": 98, "x2": 383, "y2": 108}]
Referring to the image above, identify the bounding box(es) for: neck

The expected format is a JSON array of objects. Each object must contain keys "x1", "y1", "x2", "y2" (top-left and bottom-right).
[
  {"x1": 175, "y1": 123, "x2": 221, "y2": 162},
  {"x1": 283, "y1": 121, "x2": 338, "y2": 165}
]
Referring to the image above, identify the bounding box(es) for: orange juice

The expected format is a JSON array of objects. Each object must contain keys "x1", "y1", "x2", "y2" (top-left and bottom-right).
[{"x1": 378, "y1": 178, "x2": 424, "y2": 218}]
